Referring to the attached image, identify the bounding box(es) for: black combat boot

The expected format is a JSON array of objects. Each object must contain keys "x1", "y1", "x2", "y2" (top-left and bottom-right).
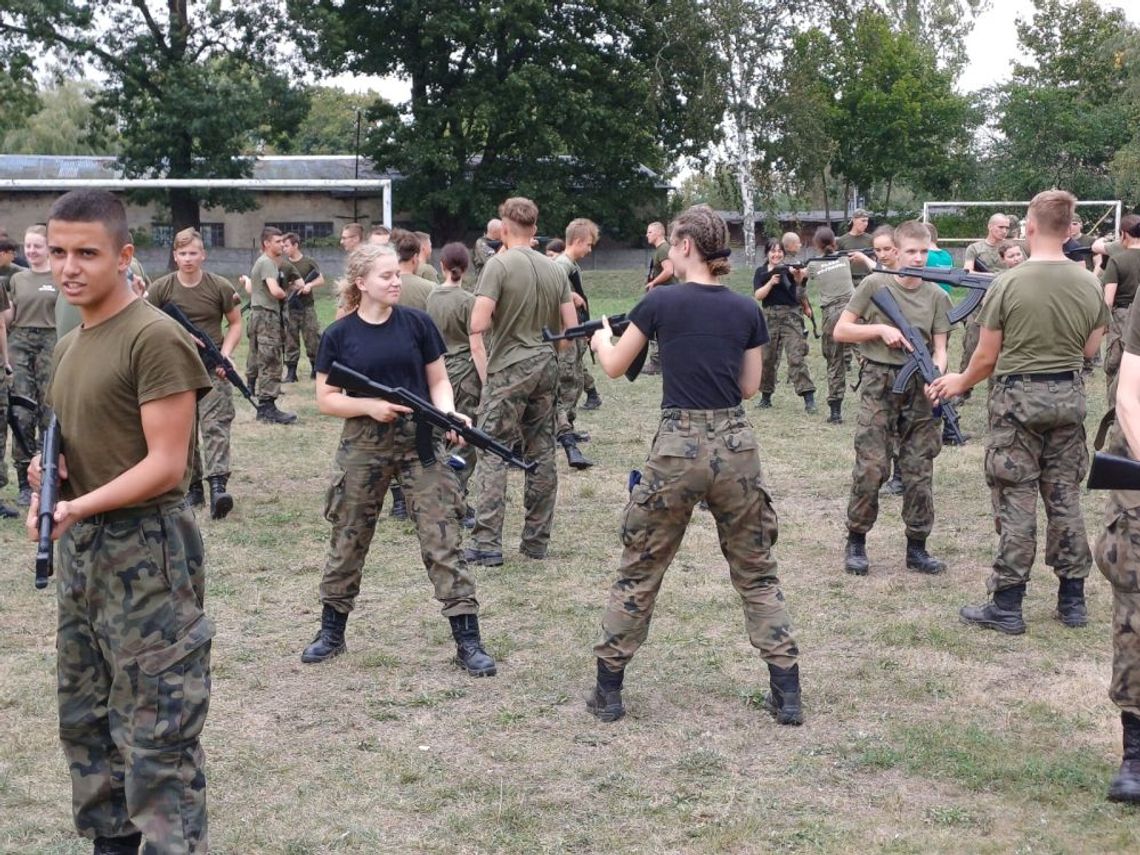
[
  {"x1": 16, "y1": 467, "x2": 32, "y2": 507},
  {"x1": 802, "y1": 391, "x2": 817, "y2": 415},
  {"x1": 959, "y1": 584, "x2": 1026, "y2": 635},
  {"x1": 560, "y1": 434, "x2": 594, "y2": 470},
  {"x1": 463, "y1": 547, "x2": 504, "y2": 567},
  {"x1": 844, "y1": 531, "x2": 869, "y2": 576},
  {"x1": 757, "y1": 392, "x2": 772, "y2": 409},
  {"x1": 1108, "y1": 711, "x2": 1140, "y2": 804},
  {"x1": 208, "y1": 475, "x2": 233, "y2": 520},
  {"x1": 186, "y1": 480, "x2": 205, "y2": 509},
  {"x1": 256, "y1": 401, "x2": 297, "y2": 425},
  {"x1": 389, "y1": 485, "x2": 408, "y2": 520},
  {"x1": 581, "y1": 388, "x2": 602, "y2": 410},
  {"x1": 93, "y1": 832, "x2": 142, "y2": 855},
  {"x1": 449, "y1": 613, "x2": 497, "y2": 677},
  {"x1": 0, "y1": 499, "x2": 20, "y2": 519},
  {"x1": 827, "y1": 400, "x2": 843, "y2": 424},
  {"x1": 300, "y1": 604, "x2": 348, "y2": 663},
  {"x1": 763, "y1": 663, "x2": 804, "y2": 726},
  {"x1": 283, "y1": 361, "x2": 299, "y2": 383},
  {"x1": 906, "y1": 537, "x2": 945, "y2": 574},
  {"x1": 1055, "y1": 577, "x2": 1088, "y2": 627},
  {"x1": 586, "y1": 660, "x2": 626, "y2": 722}
]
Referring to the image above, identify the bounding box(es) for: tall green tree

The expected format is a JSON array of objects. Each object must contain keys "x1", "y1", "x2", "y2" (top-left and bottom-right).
[
  {"x1": 0, "y1": 1, "x2": 308, "y2": 235},
  {"x1": 292, "y1": 0, "x2": 724, "y2": 238},
  {"x1": 0, "y1": 50, "x2": 38, "y2": 141},
  {"x1": 282, "y1": 86, "x2": 378, "y2": 156},
  {"x1": 3, "y1": 80, "x2": 118, "y2": 155}
]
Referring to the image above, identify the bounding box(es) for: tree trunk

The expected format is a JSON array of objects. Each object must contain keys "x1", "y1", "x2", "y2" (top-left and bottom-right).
[
  {"x1": 843, "y1": 179, "x2": 850, "y2": 223},
  {"x1": 883, "y1": 177, "x2": 893, "y2": 220},
  {"x1": 821, "y1": 170, "x2": 831, "y2": 225},
  {"x1": 730, "y1": 113, "x2": 756, "y2": 269},
  {"x1": 167, "y1": 189, "x2": 201, "y2": 270}
]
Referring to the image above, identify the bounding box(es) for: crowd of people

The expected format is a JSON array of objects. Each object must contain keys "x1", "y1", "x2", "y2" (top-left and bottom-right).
[{"x1": 3, "y1": 187, "x2": 1139, "y2": 855}]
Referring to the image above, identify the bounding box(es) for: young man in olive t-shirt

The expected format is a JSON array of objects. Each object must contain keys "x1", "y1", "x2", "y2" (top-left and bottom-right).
[
  {"x1": 148, "y1": 227, "x2": 244, "y2": 519},
  {"x1": 465, "y1": 197, "x2": 578, "y2": 566},
  {"x1": 1102, "y1": 221, "x2": 1140, "y2": 401},
  {"x1": 643, "y1": 220, "x2": 675, "y2": 375},
  {"x1": 836, "y1": 208, "x2": 874, "y2": 287},
  {"x1": 245, "y1": 226, "x2": 297, "y2": 424},
  {"x1": 835, "y1": 221, "x2": 951, "y2": 577},
  {"x1": 957, "y1": 214, "x2": 1010, "y2": 381},
  {"x1": 281, "y1": 232, "x2": 324, "y2": 381},
  {"x1": 929, "y1": 191, "x2": 1109, "y2": 635},
  {"x1": 26, "y1": 189, "x2": 214, "y2": 855},
  {"x1": 393, "y1": 229, "x2": 435, "y2": 310},
  {"x1": 552, "y1": 217, "x2": 599, "y2": 471},
  {"x1": 414, "y1": 231, "x2": 440, "y2": 283}
]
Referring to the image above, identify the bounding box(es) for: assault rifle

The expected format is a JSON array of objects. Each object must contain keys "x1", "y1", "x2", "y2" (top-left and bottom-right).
[
  {"x1": 5, "y1": 387, "x2": 36, "y2": 458},
  {"x1": 1088, "y1": 452, "x2": 1140, "y2": 490},
  {"x1": 35, "y1": 414, "x2": 61, "y2": 589},
  {"x1": 161, "y1": 303, "x2": 257, "y2": 408},
  {"x1": 325, "y1": 361, "x2": 536, "y2": 472},
  {"x1": 756, "y1": 267, "x2": 818, "y2": 339},
  {"x1": 869, "y1": 286, "x2": 966, "y2": 445},
  {"x1": 286, "y1": 267, "x2": 322, "y2": 312},
  {"x1": 869, "y1": 265, "x2": 995, "y2": 325},
  {"x1": 542, "y1": 314, "x2": 648, "y2": 381}
]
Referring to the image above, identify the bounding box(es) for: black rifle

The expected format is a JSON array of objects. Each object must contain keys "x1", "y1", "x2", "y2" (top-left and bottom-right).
[
  {"x1": 286, "y1": 266, "x2": 322, "y2": 311},
  {"x1": 161, "y1": 302, "x2": 257, "y2": 407},
  {"x1": 35, "y1": 414, "x2": 61, "y2": 589},
  {"x1": 870, "y1": 265, "x2": 995, "y2": 325},
  {"x1": 868, "y1": 286, "x2": 966, "y2": 445},
  {"x1": 567, "y1": 268, "x2": 590, "y2": 322},
  {"x1": 325, "y1": 361, "x2": 536, "y2": 472},
  {"x1": 542, "y1": 314, "x2": 648, "y2": 381},
  {"x1": 6, "y1": 387, "x2": 36, "y2": 458},
  {"x1": 1088, "y1": 452, "x2": 1140, "y2": 490}
]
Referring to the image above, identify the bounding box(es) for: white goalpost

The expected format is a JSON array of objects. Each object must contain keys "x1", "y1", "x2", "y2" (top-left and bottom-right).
[{"x1": 922, "y1": 199, "x2": 1122, "y2": 243}]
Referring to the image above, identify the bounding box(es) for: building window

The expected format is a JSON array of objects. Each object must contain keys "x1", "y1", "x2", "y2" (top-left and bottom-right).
[
  {"x1": 266, "y1": 222, "x2": 334, "y2": 242},
  {"x1": 151, "y1": 223, "x2": 225, "y2": 248}
]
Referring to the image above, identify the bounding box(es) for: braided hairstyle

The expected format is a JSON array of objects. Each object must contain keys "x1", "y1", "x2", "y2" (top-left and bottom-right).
[{"x1": 668, "y1": 204, "x2": 732, "y2": 277}]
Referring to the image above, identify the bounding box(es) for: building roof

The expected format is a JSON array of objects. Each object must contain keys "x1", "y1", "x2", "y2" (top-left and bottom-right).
[{"x1": 716, "y1": 208, "x2": 905, "y2": 226}]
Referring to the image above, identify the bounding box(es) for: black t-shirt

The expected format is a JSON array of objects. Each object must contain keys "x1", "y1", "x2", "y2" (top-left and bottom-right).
[
  {"x1": 629, "y1": 283, "x2": 768, "y2": 410},
  {"x1": 753, "y1": 265, "x2": 799, "y2": 308},
  {"x1": 315, "y1": 306, "x2": 446, "y2": 400}
]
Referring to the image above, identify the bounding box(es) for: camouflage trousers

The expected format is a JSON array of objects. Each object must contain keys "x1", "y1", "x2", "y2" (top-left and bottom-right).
[
  {"x1": 284, "y1": 302, "x2": 321, "y2": 367},
  {"x1": 847, "y1": 362, "x2": 942, "y2": 538},
  {"x1": 470, "y1": 351, "x2": 559, "y2": 555},
  {"x1": 1104, "y1": 306, "x2": 1130, "y2": 403},
  {"x1": 446, "y1": 355, "x2": 483, "y2": 498},
  {"x1": 1093, "y1": 428, "x2": 1140, "y2": 716},
  {"x1": 189, "y1": 372, "x2": 235, "y2": 484},
  {"x1": 583, "y1": 367, "x2": 596, "y2": 394},
  {"x1": 984, "y1": 374, "x2": 1092, "y2": 593},
  {"x1": 594, "y1": 407, "x2": 799, "y2": 672},
  {"x1": 320, "y1": 415, "x2": 477, "y2": 616},
  {"x1": 821, "y1": 302, "x2": 849, "y2": 403},
  {"x1": 0, "y1": 369, "x2": 9, "y2": 490},
  {"x1": 761, "y1": 305, "x2": 815, "y2": 397},
  {"x1": 57, "y1": 504, "x2": 212, "y2": 853},
  {"x1": 958, "y1": 319, "x2": 981, "y2": 374},
  {"x1": 247, "y1": 306, "x2": 283, "y2": 404},
  {"x1": 555, "y1": 339, "x2": 588, "y2": 438},
  {"x1": 9, "y1": 326, "x2": 56, "y2": 469}
]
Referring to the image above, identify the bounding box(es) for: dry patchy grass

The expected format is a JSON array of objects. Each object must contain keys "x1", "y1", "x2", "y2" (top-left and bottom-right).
[{"x1": 1, "y1": 269, "x2": 1137, "y2": 853}]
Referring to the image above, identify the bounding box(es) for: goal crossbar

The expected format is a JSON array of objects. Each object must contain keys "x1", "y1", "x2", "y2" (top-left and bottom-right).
[{"x1": 922, "y1": 199, "x2": 1121, "y2": 245}]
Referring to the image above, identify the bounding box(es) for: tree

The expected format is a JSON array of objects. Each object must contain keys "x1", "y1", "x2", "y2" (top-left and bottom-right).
[
  {"x1": 0, "y1": 1, "x2": 309, "y2": 236},
  {"x1": 292, "y1": 0, "x2": 725, "y2": 239},
  {"x1": 3, "y1": 80, "x2": 118, "y2": 155},
  {"x1": 283, "y1": 86, "x2": 378, "y2": 156},
  {"x1": 868, "y1": 0, "x2": 990, "y2": 76},
  {"x1": 0, "y1": 50, "x2": 38, "y2": 142}
]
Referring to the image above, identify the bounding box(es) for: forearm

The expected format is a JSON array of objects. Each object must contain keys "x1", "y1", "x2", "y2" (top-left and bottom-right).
[
  {"x1": 66, "y1": 453, "x2": 187, "y2": 519},
  {"x1": 428, "y1": 376, "x2": 457, "y2": 414},
  {"x1": 470, "y1": 334, "x2": 488, "y2": 383},
  {"x1": 960, "y1": 348, "x2": 997, "y2": 388},
  {"x1": 316, "y1": 385, "x2": 381, "y2": 419},
  {"x1": 220, "y1": 325, "x2": 243, "y2": 360},
  {"x1": 833, "y1": 319, "x2": 888, "y2": 344},
  {"x1": 1105, "y1": 283, "x2": 1118, "y2": 308},
  {"x1": 933, "y1": 339, "x2": 948, "y2": 374}
]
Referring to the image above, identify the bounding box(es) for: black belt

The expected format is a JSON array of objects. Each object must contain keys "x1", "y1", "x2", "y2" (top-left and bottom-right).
[
  {"x1": 85, "y1": 501, "x2": 187, "y2": 526},
  {"x1": 997, "y1": 371, "x2": 1076, "y2": 384}
]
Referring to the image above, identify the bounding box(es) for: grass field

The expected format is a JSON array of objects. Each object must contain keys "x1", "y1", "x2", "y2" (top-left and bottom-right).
[{"x1": 1, "y1": 268, "x2": 1137, "y2": 853}]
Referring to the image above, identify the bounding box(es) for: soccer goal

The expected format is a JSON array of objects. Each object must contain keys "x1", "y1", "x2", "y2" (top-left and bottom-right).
[{"x1": 922, "y1": 199, "x2": 1122, "y2": 244}]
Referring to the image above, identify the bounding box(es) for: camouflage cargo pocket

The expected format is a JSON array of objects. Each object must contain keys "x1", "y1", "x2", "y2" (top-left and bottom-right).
[
  {"x1": 1097, "y1": 498, "x2": 1140, "y2": 592},
  {"x1": 131, "y1": 614, "x2": 214, "y2": 745},
  {"x1": 323, "y1": 466, "x2": 349, "y2": 525},
  {"x1": 985, "y1": 426, "x2": 1034, "y2": 487}
]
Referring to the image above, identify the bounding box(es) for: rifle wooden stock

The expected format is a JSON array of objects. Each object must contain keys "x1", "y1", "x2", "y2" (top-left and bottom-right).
[{"x1": 1087, "y1": 452, "x2": 1140, "y2": 490}]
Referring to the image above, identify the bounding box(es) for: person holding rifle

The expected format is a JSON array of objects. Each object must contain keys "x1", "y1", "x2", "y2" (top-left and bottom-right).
[
  {"x1": 281, "y1": 231, "x2": 324, "y2": 382},
  {"x1": 833, "y1": 220, "x2": 952, "y2": 577},
  {"x1": 928, "y1": 190, "x2": 1108, "y2": 635},
  {"x1": 299, "y1": 242, "x2": 497, "y2": 678},
  {"x1": 146, "y1": 227, "x2": 244, "y2": 519},
  {"x1": 245, "y1": 226, "x2": 297, "y2": 424},
  {"x1": 27, "y1": 189, "x2": 214, "y2": 855},
  {"x1": 753, "y1": 237, "x2": 815, "y2": 414}
]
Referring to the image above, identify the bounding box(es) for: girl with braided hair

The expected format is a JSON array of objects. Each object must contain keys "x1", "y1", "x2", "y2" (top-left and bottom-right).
[{"x1": 584, "y1": 205, "x2": 803, "y2": 725}]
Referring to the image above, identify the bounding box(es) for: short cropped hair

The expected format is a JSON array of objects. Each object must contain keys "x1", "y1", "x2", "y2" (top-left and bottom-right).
[
  {"x1": 390, "y1": 228, "x2": 421, "y2": 263},
  {"x1": 500, "y1": 197, "x2": 539, "y2": 228},
  {"x1": 565, "y1": 218, "x2": 599, "y2": 245},
  {"x1": 413, "y1": 230, "x2": 431, "y2": 246},
  {"x1": 1028, "y1": 190, "x2": 1076, "y2": 238},
  {"x1": 342, "y1": 223, "x2": 364, "y2": 240},
  {"x1": 173, "y1": 227, "x2": 204, "y2": 251},
  {"x1": 545, "y1": 238, "x2": 565, "y2": 255},
  {"x1": 260, "y1": 225, "x2": 283, "y2": 247},
  {"x1": 872, "y1": 224, "x2": 896, "y2": 245},
  {"x1": 894, "y1": 220, "x2": 930, "y2": 245},
  {"x1": 0, "y1": 238, "x2": 19, "y2": 253},
  {"x1": 370, "y1": 224, "x2": 391, "y2": 238},
  {"x1": 1121, "y1": 214, "x2": 1140, "y2": 237},
  {"x1": 48, "y1": 190, "x2": 130, "y2": 249},
  {"x1": 924, "y1": 222, "x2": 939, "y2": 242},
  {"x1": 283, "y1": 231, "x2": 301, "y2": 245}
]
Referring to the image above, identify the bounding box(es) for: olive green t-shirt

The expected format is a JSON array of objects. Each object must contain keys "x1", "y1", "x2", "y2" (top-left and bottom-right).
[
  {"x1": 1099, "y1": 239, "x2": 1126, "y2": 285},
  {"x1": 807, "y1": 257, "x2": 855, "y2": 308},
  {"x1": 416, "y1": 261, "x2": 440, "y2": 283},
  {"x1": 1103, "y1": 248, "x2": 1140, "y2": 309},
  {"x1": 845, "y1": 273, "x2": 952, "y2": 367},
  {"x1": 399, "y1": 272, "x2": 434, "y2": 311},
  {"x1": 0, "y1": 261, "x2": 26, "y2": 293},
  {"x1": 476, "y1": 246, "x2": 572, "y2": 373},
  {"x1": 836, "y1": 232, "x2": 873, "y2": 286},
  {"x1": 147, "y1": 271, "x2": 240, "y2": 347},
  {"x1": 8, "y1": 269, "x2": 58, "y2": 329},
  {"x1": 426, "y1": 284, "x2": 475, "y2": 360},
  {"x1": 1122, "y1": 290, "x2": 1140, "y2": 356},
  {"x1": 977, "y1": 260, "x2": 1110, "y2": 376},
  {"x1": 250, "y1": 254, "x2": 281, "y2": 310},
  {"x1": 289, "y1": 255, "x2": 320, "y2": 307},
  {"x1": 47, "y1": 299, "x2": 212, "y2": 508},
  {"x1": 964, "y1": 239, "x2": 1003, "y2": 273},
  {"x1": 649, "y1": 242, "x2": 674, "y2": 285}
]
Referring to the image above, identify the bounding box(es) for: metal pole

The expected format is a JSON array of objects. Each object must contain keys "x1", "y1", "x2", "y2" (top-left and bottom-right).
[{"x1": 353, "y1": 109, "x2": 362, "y2": 224}]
